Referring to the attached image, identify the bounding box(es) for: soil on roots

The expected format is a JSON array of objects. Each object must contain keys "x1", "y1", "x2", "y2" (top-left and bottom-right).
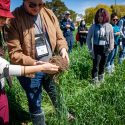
[{"x1": 49, "y1": 55, "x2": 69, "y2": 73}]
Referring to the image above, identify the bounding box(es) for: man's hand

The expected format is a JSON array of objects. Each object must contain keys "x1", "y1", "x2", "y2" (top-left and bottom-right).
[
  {"x1": 60, "y1": 48, "x2": 69, "y2": 63},
  {"x1": 115, "y1": 32, "x2": 120, "y2": 36},
  {"x1": 66, "y1": 24, "x2": 70, "y2": 28}
]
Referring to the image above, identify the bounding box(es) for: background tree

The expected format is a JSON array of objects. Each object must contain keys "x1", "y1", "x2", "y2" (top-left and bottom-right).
[
  {"x1": 84, "y1": 4, "x2": 116, "y2": 25},
  {"x1": 46, "y1": 0, "x2": 77, "y2": 21},
  {"x1": 111, "y1": 5, "x2": 125, "y2": 18},
  {"x1": 84, "y1": 7, "x2": 95, "y2": 25}
]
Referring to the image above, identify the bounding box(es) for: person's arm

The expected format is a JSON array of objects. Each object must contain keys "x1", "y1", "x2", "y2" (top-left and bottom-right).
[
  {"x1": 70, "y1": 21, "x2": 75, "y2": 31},
  {"x1": 118, "y1": 19, "x2": 125, "y2": 38},
  {"x1": 0, "y1": 57, "x2": 59, "y2": 78},
  {"x1": 21, "y1": 63, "x2": 59, "y2": 75},
  {"x1": 49, "y1": 11, "x2": 69, "y2": 62},
  {"x1": 60, "y1": 20, "x2": 67, "y2": 30},
  {"x1": 86, "y1": 25, "x2": 94, "y2": 52},
  {"x1": 109, "y1": 25, "x2": 114, "y2": 51},
  {"x1": 5, "y1": 18, "x2": 36, "y2": 66}
]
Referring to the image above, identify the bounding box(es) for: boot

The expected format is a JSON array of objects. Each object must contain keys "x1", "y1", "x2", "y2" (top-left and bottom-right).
[
  {"x1": 111, "y1": 64, "x2": 115, "y2": 73},
  {"x1": 30, "y1": 112, "x2": 46, "y2": 125},
  {"x1": 92, "y1": 77, "x2": 98, "y2": 83},
  {"x1": 98, "y1": 74, "x2": 104, "y2": 82},
  {"x1": 105, "y1": 65, "x2": 112, "y2": 74}
]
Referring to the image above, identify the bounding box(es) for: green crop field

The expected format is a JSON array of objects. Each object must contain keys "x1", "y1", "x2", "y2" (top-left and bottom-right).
[{"x1": 5, "y1": 36, "x2": 125, "y2": 125}]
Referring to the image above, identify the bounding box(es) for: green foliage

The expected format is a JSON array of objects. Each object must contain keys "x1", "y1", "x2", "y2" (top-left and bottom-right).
[
  {"x1": 84, "y1": 4, "x2": 125, "y2": 25},
  {"x1": 46, "y1": 0, "x2": 76, "y2": 21},
  {"x1": 6, "y1": 42, "x2": 125, "y2": 125}
]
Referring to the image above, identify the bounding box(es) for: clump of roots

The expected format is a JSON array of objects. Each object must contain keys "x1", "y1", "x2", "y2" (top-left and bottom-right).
[
  {"x1": 49, "y1": 55, "x2": 69, "y2": 73},
  {"x1": 49, "y1": 55, "x2": 69, "y2": 82}
]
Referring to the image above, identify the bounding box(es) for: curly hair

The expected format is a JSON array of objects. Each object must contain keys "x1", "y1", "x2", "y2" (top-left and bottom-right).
[{"x1": 94, "y1": 8, "x2": 110, "y2": 24}]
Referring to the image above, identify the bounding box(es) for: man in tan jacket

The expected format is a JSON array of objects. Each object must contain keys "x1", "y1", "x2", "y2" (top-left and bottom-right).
[{"x1": 6, "y1": 0, "x2": 69, "y2": 125}]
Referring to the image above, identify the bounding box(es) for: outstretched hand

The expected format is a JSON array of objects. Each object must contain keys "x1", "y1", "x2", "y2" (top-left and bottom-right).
[
  {"x1": 60, "y1": 48, "x2": 69, "y2": 63},
  {"x1": 41, "y1": 63, "x2": 59, "y2": 74}
]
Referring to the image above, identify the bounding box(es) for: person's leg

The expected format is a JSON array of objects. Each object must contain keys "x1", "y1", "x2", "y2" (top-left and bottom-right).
[
  {"x1": 42, "y1": 76, "x2": 58, "y2": 109},
  {"x1": 110, "y1": 46, "x2": 118, "y2": 72},
  {"x1": 79, "y1": 37, "x2": 84, "y2": 47},
  {"x1": 66, "y1": 36, "x2": 72, "y2": 53},
  {"x1": 119, "y1": 42, "x2": 125, "y2": 64},
  {"x1": 98, "y1": 53, "x2": 108, "y2": 81},
  {"x1": 79, "y1": 40, "x2": 83, "y2": 47},
  {"x1": 92, "y1": 45, "x2": 101, "y2": 82},
  {"x1": 70, "y1": 36, "x2": 74, "y2": 52},
  {"x1": 0, "y1": 90, "x2": 9, "y2": 125},
  {"x1": 43, "y1": 75, "x2": 75, "y2": 120},
  {"x1": 17, "y1": 72, "x2": 46, "y2": 125},
  {"x1": 105, "y1": 49, "x2": 115, "y2": 74},
  {"x1": 83, "y1": 37, "x2": 87, "y2": 45}
]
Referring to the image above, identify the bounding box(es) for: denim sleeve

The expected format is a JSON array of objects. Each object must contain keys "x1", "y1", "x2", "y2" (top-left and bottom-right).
[
  {"x1": 70, "y1": 22, "x2": 75, "y2": 31},
  {"x1": 118, "y1": 19, "x2": 125, "y2": 38},
  {"x1": 86, "y1": 24, "x2": 94, "y2": 52}
]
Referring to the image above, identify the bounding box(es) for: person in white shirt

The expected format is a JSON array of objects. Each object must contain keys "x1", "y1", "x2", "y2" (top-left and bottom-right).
[{"x1": 0, "y1": 1, "x2": 59, "y2": 124}]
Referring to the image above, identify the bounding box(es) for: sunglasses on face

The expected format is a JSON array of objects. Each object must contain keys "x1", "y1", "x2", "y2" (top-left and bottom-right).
[
  {"x1": 28, "y1": 2, "x2": 42, "y2": 8},
  {"x1": 113, "y1": 19, "x2": 118, "y2": 21}
]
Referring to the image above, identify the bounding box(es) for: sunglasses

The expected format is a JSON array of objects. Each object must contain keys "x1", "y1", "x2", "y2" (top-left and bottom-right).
[
  {"x1": 113, "y1": 19, "x2": 118, "y2": 21},
  {"x1": 28, "y1": 2, "x2": 42, "y2": 8}
]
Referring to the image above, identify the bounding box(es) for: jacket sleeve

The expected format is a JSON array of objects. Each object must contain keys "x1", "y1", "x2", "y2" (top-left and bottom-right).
[
  {"x1": 50, "y1": 11, "x2": 68, "y2": 52},
  {"x1": 60, "y1": 20, "x2": 67, "y2": 30},
  {"x1": 0, "y1": 57, "x2": 21, "y2": 78},
  {"x1": 86, "y1": 25, "x2": 94, "y2": 52},
  {"x1": 109, "y1": 25, "x2": 114, "y2": 51},
  {"x1": 70, "y1": 21, "x2": 75, "y2": 31},
  {"x1": 5, "y1": 19, "x2": 36, "y2": 66},
  {"x1": 118, "y1": 19, "x2": 125, "y2": 38}
]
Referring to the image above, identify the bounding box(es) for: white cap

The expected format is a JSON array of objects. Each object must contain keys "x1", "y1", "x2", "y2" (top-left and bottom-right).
[{"x1": 65, "y1": 11, "x2": 70, "y2": 15}]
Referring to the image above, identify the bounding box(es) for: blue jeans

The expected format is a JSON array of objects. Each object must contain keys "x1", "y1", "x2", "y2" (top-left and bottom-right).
[
  {"x1": 119, "y1": 44, "x2": 125, "y2": 64},
  {"x1": 65, "y1": 35, "x2": 74, "y2": 53},
  {"x1": 92, "y1": 45, "x2": 108, "y2": 78},
  {"x1": 106, "y1": 45, "x2": 119, "y2": 67},
  {"x1": 17, "y1": 72, "x2": 57, "y2": 114}
]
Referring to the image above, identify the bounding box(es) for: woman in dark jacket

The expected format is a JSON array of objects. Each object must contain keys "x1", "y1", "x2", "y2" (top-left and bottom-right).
[{"x1": 78, "y1": 20, "x2": 88, "y2": 47}]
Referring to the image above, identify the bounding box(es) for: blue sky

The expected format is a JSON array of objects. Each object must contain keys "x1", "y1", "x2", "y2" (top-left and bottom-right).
[{"x1": 11, "y1": 0, "x2": 125, "y2": 14}]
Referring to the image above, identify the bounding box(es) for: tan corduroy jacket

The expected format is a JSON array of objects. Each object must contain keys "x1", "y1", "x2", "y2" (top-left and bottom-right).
[{"x1": 6, "y1": 6, "x2": 68, "y2": 66}]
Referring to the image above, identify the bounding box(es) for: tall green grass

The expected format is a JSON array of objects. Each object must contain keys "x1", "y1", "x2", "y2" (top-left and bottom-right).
[{"x1": 6, "y1": 45, "x2": 125, "y2": 125}]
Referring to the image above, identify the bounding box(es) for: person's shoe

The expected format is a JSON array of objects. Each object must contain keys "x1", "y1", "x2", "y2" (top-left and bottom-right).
[
  {"x1": 98, "y1": 74, "x2": 104, "y2": 82},
  {"x1": 67, "y1": 113, "x2": 75, "y2": 121},
  {"x1": 111, "y1": 64, "x2": 115, "y2": 73},
  {"x1": 118, "y1": 58, "x2": 123, "y2": 64},
  {"x1": 92, "y1": 77, "x2": 98, "y2": 84},
  {"x1": 30, "y1": 112, "x2": 46, "y2": 125},
  {"x1": 105, "y1": 66, "x2": 112, "y2": 74}
]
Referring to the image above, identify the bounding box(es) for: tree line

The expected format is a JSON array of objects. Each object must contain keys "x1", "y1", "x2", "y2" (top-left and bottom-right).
[
  {"x1": 84, "y1": 4, "x2": 125, "y2": 25},
  {"x1": 45, "y1": 0, "x2": 125, "y2": 25},
  {"x1": 46, "y1": 0, "x2": 77, "y2": 22}
]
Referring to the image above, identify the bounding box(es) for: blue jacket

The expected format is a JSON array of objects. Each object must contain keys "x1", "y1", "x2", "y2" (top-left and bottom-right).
[
  {"x1": 86, "y1": 23, "x2": 114, "y2": 52},
  {"x1": 60, "y1": 18, "x2": 75, "y2": 37},
  {"x1": 118, "y1": 17, "x2": 125, "y2": 38},
  {"x1": 112, "y1": 24, "x2": 121, "y2": 45}
]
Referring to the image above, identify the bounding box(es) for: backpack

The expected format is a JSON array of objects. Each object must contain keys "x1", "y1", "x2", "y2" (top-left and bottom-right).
[{"x1": 75, "y1": 32, "x2": 79, "y2": 41}]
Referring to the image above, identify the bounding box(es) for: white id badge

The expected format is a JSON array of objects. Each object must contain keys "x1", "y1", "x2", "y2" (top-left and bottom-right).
[
  {"x1": 99, "y1": 40, "x2": 106, "y2": 45},
  {"x1": 35, "y1": 36, "x2": 49, "y2": 57},
  {"x1": 36, "y1": 45, "x2": 48, "y2": 57}
]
